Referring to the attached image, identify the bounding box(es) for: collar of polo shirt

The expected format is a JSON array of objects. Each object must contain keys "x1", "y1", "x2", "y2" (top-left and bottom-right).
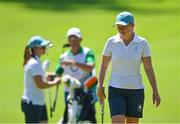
[
  {"x1": 67, "y1": 46, "x2": 83, "y2": 56},
  {"x1": 114, "y1": 33, "x2": 140, "y2": 45},
  {"x1": 34, "y1": 55, "x2": 41, "y2": 62}
]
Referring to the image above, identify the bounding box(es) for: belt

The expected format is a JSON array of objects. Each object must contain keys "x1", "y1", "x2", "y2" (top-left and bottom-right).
[
  {"x1": 21, "y1": 98, "x2": 32, "y2": 104},
  {"x1": 21, "y1": 98, "x2": 44, "y2": 106}
]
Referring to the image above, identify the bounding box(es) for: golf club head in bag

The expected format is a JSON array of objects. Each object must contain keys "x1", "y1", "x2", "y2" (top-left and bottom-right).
[
  {"x1": 61, "y1": 75, "x2": 83, "y2": 123},
  {"x1": 84, "y1": 76, "x2": 97, "y2": 89},
  {"x1": 62, "y1": 75, "x2": 81, "y2": 89}
]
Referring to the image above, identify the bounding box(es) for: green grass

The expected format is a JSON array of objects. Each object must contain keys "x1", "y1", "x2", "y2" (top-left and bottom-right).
[{"x1": 0, "y1": 0, "x2": 180, "y2": 123}]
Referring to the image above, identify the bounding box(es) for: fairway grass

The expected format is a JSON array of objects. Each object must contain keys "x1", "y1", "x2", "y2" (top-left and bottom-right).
[{"x1": 0, "y1": 0, "x2": 180, "y2": 123}]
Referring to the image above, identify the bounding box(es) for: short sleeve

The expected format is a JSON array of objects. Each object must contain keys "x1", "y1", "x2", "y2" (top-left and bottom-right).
[
  {"x1": 142, "y1": 41, "x2": 151, "y2": 57},
  {"x1": 31, "y1": 63, "x2": 42, "y2": 76},
  {"x1": 103, "y1": 40, "x2": 112, "y2": 56},
  {"x1": 55, "y1": 64, "x2": 64, "y2": 76},
  {"x1": 86, "y1": 50, "x2": 95, "y2": 64},
  {"x1": 55, "y1": 55, "x2": 64, "y2": 76}
]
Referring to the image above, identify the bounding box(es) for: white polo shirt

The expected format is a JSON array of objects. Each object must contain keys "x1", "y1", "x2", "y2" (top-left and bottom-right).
[
  {"x1": 22, "y1": 56, "x2": 45, "y2": 105},
  {"x1": 103, "y1": 34, "x2": 151, "y2": 89}
]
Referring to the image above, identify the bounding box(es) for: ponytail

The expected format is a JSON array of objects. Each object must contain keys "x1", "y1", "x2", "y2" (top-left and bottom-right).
[{"x1": 23, "y1": 46, "x2": 35, "y2": 66}]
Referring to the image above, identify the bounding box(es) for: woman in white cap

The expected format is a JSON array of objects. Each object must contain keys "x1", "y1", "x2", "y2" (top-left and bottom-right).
[
  {"x1": 21, "y1": 36, "x2": 61, "y2": 123},
  {"x1": 97, "y1": 12, "x2": 161, "y2": 123},
  {"x1": 55, "y1": 27, "x2": 97, "y2": 123}
]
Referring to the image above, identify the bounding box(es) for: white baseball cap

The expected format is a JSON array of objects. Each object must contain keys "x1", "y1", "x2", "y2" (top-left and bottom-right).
[{"x1": 67, "y1": 27, "x2": 82, "y2": 38}]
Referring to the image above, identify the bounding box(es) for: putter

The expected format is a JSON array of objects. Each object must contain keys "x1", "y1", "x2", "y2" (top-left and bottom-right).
[{"x1": 101, "y1": 87, "x2": 105, "y2": 124}]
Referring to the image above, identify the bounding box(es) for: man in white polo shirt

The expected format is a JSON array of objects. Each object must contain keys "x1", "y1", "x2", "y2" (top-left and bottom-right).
[
  {"x1": 97, "y1": 12, "x2": 161, "y2": 123},
  {"x1": 55, "y1": 27, "x2": 97, "y2": 123}
]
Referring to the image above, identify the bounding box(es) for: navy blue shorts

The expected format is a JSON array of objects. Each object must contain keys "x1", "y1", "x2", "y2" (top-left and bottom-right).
[
  {"x1": 21, "y1": 100, "x2": 48, "y2": 123},
  {"x1": 108, "y1": 86, "x2": 144, "y2": 118}
]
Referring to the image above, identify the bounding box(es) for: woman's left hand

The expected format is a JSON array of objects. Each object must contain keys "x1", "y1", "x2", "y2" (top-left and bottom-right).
[{"x1": 152, "y1": 92, "x2": 161, "y2": 107}]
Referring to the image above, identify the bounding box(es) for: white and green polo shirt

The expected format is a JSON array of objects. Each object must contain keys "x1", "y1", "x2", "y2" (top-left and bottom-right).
[
  {"x1": 103, "y1": 34, "x2": 151, "y2": 89},
  {"x1": 55, "y1": 47, "x2": 95, "y2": 91}
]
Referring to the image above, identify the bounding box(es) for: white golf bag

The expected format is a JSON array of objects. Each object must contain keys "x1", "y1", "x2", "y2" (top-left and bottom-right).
[{"x1": 60, "y1": 74, "x2": 97, "y2": 124}]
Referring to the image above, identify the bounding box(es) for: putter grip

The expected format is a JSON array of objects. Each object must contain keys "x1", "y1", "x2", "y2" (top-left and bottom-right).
[{"x1": 50, "y1": 75, "x2": 56, "y2": 81}]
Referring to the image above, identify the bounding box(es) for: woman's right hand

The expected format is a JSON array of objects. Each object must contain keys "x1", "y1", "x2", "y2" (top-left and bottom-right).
[
  {"x1": 97, "y1": 86, "x2": 106, "y2": 104},
  {"x1": 45, "y1": 72, "x2": 55, "y2": 81}
]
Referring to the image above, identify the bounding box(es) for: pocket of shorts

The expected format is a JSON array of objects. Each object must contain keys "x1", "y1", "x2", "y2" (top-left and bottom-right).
[
  {"x1": 108, "y1": 86, "x2": 119, "y2": 100},
  {"x1": 21, "y1": 101, "x2": 26, "y2": 112},
  {"x1": 108, "y1": 86, "x2": 113, "y2": 98}
]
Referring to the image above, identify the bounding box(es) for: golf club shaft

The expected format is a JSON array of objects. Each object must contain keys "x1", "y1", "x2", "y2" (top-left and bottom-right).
[
  {"x1": 101, "y1": 101, "x2": 104, "y2": 124},
  {"x1": 52, "y1": 85, "x2": 59, "y2": 112},
  {"x1": 101, "y1": 87, "x2": 105, "y2": 124}
]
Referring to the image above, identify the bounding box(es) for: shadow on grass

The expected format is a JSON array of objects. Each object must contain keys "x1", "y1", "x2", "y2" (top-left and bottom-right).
[
  {"x1": 0, "y1": 0, "x2": 116, "y2": 10},
  {"x1": 0, "y1": 0, "x2": 180, "y2": 15}
]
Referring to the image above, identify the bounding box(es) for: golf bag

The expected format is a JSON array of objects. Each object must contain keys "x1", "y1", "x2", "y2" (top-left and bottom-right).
[{"x1": 61, "y1": 75, "x2": 98, "y2": 123}]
